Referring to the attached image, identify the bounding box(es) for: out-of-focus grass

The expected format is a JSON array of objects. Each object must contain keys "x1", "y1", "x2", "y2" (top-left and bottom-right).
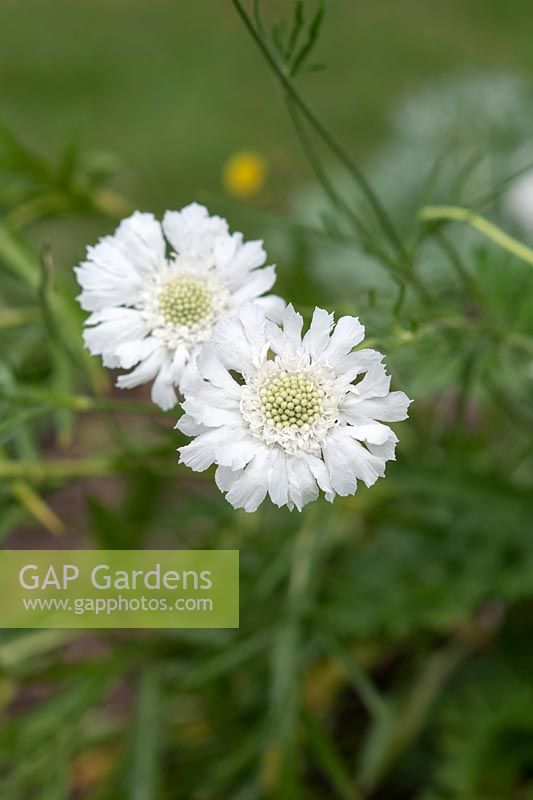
[{"x1": 1, "y1": 0, "x2": 533, "y2": 215}]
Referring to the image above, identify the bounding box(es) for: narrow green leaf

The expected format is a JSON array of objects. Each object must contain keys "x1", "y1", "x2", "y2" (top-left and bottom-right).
[
  {"x1": 129, "y1": 668, "x2": 161, "y2": 800},
  {"x1": 303, "y1": 710, "x2": 357, "y2": 800},
  {"x1": 285, "y1": 0, "x2": 305, "y2": 60},
  {"x1": 290, "y1": 0, "x2": 325, "y2": 77}
]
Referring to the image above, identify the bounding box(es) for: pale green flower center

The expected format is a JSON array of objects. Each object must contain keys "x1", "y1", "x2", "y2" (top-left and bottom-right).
[
  {"x1": 260, "y1": 373, "x2": 324, "y2": 428},
  {"x1": 158, "y1": 277, "x2": 212, "y2": 327}
]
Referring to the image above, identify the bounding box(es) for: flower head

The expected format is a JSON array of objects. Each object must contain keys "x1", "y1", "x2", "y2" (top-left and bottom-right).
[
  {"x1": 75, "y1": 203, "x2": 283, "y2": 409},
  {"x1": 178, "y1": 304, "x2": 412, "y2": 512}
]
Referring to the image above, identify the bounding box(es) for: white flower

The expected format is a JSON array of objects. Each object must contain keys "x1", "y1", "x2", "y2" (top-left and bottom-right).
[
  {"x1": 75, "y1": 203, "x2": 284, "y2": 410},
  {"x1": 177, "y1": 304, "x2": 411, "y2": 512}
]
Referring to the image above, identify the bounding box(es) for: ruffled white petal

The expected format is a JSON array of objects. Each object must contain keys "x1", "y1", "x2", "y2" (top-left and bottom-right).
[
  {"x1": 116, "y1": 347, "x2": 167, "y2": 390},
  {"x1": 302, "y1": 307, "x2": 334, "y2": 358},
  {"x1": 344, "y1": 391, "x2": 412, "y2": 423},
  {"x1": 287, "y1": 457, "x2": 320, "y2": 511},
  {"x1": 267, "y1": 304, "x2": 303, "y2": 359},
  {"x1": 163, "y1": 203, "x2": 228, "y2": 257},
  {"x1": 75, "y1": 240, "x2": 144, "y2": 311},
  {"x1": 151, "y1": 357, "x2": 179, "y2": 411},
  {"x1": 223, "y1": 447, "x2": 274, "y2": 512},
  {"x1": 230, "y1": 265, "x2": 277, "y2": 305},
  {"x1": 210, "y1": 305, "x2": 268, "y2": 375},
  {"x1": 114, "y1": 212, "x2": 166, "y2": 276},
  {"x1": 83, "y1": 308, "x2": 149, "y2": 365},
  {"x1": 321, "y1": 315, "x2": 365, "y2": 368},
  {"x1": 179, "y1": 424, "x2": 257, "y2": 472},
  {"x1": 214, "y1": 235, "x2": 267, "y2": 286},
  {"x1": 254, "y1": 294, "x2": 286, "y2": 323},
  {"x1": 176, "y1": 414, "x2": 208, "y2": 437}
]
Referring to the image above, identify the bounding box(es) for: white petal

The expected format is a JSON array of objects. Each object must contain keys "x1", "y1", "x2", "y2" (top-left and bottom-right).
[
  {"x1": 286, "y1": 457, "x2": 319, "y2": 511},
  {"x1": 114, "y1": 336, "x2": 161, "y2": 370},
  {"x1": 83, "y1": 308, "x2": 148, "y2": 362},
  {"x1": 114, "y1": 212, "x2": 166, "y2": 276},
  {"x1": 182, "y1": 394, "x2": 241, "y2": 427},
  {"x1": 321, "y1": 316, "x2": 365, "y2": 368},
  {"x1": 353, "y1": 362, "x2": 391, "y2": 398},
  {"x1": 343, "y1": 435, "x2": 387, "y2": 487},
  {"x1": 196, "y1": 344, "x2": 242, "y2": 397},
  {"x1": 302, "y1": 307, "x2": 334, "y2": 358},
  {"x1": 254, "y1": 294, "x2": 286, "y2": 323},
  {"x1": 170, "y1": 345, "x2": 189, "y2": 383},
  {"x1": 176, "y1": 414, "x2": 207, "y2": 436},
  {"x1": 306, "y1": 454, "x2": 335, "y2": 503},
  {"x1": 214, "y1": 235, "x2": 267, "y2": 285},
  {"x1": 178, "y1": 354, "x2": 201, "y2": 393},
  {"x1": 322, "y1": 431, "x2": 358, "y2": 497},
  {"x1": 267, "y1": 449, "x2": 289, "y2": 508},
  {"x1": 282, "y1": 304, "x2": 304, "y2": 350},
  {"x1": 267, "y1": 304, "x2": 303, "y2": 359},
  {"x1": 230, "y1": 265, "x2": 276, "y2": 305},
  {"x1": 163, "y1": 203, "x2": 228, "y2": 257},
  {"x1": 348, "y1": 421, "x2": 395, "y2": 445},
  {"x1": 334, "y1": 348, "x2": 384, "y2": 384},
  {"x1": 215, "y1": 465, "x2": 241, "y2": 493},
  {"x1": 214, "y1": 428, "x2": 261, "y2": 470},
  {"x1": 224, "y1": 447, "x2": 273, "y2": 512},
  {"x1": 211, "y1": 305, "x2": 268, "y2": 375},
  {"x1": 179, "y1": 427, "x2": 228, "y2": 472},
  {"x1": 75, "y1": 244, "x2": 144, "y2": 310},
  {"x1": 116, "y1": 347, "x2": 166, "y2": 390},
  {"x1": 350, "y1": 391, "x2": 412, "y2": 422},
  {"x1": 368, "y1": 436, "x2": 398, "y2": 462},
  {"x1": 151, "y1": 358, "x2": 178, "y2": 410}
]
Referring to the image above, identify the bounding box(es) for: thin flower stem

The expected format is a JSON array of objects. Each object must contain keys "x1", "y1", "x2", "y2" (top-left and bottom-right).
[
  {"x1": 419, "y1": 205, "x2": 533, "y2": 267},
  {"x1": 285, "y1": 94, "x2": 373, "y2": 245},
  {"x1": 9, "y1": 480, "x2": 65, "y2": 535},
  {"x1": 230, "y1": 0, "x2": 406, "y2": 260},
  {"x1": 285, "y1": 93, "x2": 410, "y2": 285},
  {"x1": 0, "y1": 386, "x2": 172, "y2": 416},
  {"x1": 0, "y1": 455, "x2": 198, "y2": 483},
  {"x1": 434, "y1": 230, "x2": 483, "y2": 305},
  {"x1": 0, "y1": 457, "x2": 118, "y2": 482}
]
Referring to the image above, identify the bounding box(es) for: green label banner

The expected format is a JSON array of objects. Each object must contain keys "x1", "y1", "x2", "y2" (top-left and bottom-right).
[{"x1": 0, "y1": 550, "x2": 239, "y2": 629}]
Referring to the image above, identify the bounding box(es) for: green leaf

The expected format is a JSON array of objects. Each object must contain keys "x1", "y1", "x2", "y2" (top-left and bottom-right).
[
  {"x1": 129, "y1": 668, "x2": 161, "y2": 800},
  {"x1": 290, "y1": 0, "x2": 325, "y2": 77}
]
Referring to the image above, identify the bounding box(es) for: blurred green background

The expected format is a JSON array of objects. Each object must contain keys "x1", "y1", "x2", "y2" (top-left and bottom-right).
[
  {"x1": 2, "y1": 1, "x2": 533, "y2": 799},
  {"x1": 3, "y1": 0, "x2": 533, "y2": 213}
]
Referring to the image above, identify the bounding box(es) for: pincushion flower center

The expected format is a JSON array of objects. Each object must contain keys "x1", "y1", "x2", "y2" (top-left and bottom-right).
[
  {"x1": 260, "y1": 372, "x2": 324, "y2": 429},
  {"x1": 158, "y1": 277, "x2": 212, "y2": 327}
]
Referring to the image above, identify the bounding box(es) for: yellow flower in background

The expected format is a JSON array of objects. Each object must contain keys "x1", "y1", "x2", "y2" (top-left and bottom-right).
[{"x1": 223, "y1": 151, "x2": 267, "y2": 198}]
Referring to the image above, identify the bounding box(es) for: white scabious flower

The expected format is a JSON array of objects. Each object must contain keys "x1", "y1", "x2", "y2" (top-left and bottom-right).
[
  {"x1": 75, "y1": 203, "x2": 284, "y2": 410},
  {"x1": 177, "y1": 304, "x2": 411, "y2": 512}
]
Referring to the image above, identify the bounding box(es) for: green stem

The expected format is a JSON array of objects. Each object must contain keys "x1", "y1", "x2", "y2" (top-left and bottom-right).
[
  {"x1": 263, "y1": 507, "x2": 325, "y2": 794},
  {"x1": 419, "y1": 205, "x2": 533, "y2": 267},
  {"x1": 230, "y1": 0, "x2": 405, "y2": 260},
  {"x1": 0, "y1": 385, "x2": 170, "y2": 416},
  {"x1": 285, "y1": 94, "x2": 372, "y2": 245},
  {"x1": 0, "y1": 457, "x2": 118, "y2": 482}
]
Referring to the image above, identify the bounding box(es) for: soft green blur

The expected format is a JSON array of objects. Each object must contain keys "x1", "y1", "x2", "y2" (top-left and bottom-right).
[{"x1": 2, "y1": 0, "x2": 533, "y2": 210}]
